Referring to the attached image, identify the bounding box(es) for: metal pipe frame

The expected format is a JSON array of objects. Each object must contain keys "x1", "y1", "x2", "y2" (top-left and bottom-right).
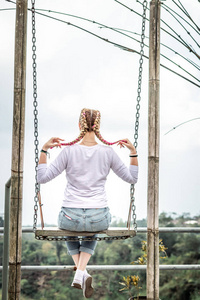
[
  {"x1": 2, "y1": 178, "x2": 11, "y2": 300},
  {"x1": 1, "y1": 227, "x2": 200, "y2": 233},
  {"x1": 1, "y1": 265, "x2": 200, "y2": 272}
]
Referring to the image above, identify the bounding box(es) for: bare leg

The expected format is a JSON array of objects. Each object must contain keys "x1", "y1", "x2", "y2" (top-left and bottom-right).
[
  {"x1": 72, "y1": 253, "x2": 80, "y2": 268},
  {"x1": 77, "y1": 252, "x2": 92, "y2": 271},
  {"x1": 72, "y1": 252, "x2": 91, "y2": 270}
]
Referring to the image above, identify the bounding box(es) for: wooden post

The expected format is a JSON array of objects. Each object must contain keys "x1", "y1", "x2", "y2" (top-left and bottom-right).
[
  {"x1": 147, "y1": 0, "x2": 161, "y2": 299},
  {"x1": 8, "y1": 0, "x2": 28, "y2": 299}
]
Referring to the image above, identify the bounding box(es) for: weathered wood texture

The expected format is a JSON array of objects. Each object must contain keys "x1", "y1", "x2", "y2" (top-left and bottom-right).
[
  {"x1": 8, "y1": 0, "x2": 28, "y2": 299},
  {"x1": 147, "y1": 1, "x2": 161, "y2": 300},
  {"x1": 36, "y1": 227, "x2": 136, "y2": 237}
]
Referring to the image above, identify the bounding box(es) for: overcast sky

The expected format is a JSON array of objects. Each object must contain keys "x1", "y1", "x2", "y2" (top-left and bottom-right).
[{"x1": 0, "y1": 0, "x2": 199, "y2": 227}]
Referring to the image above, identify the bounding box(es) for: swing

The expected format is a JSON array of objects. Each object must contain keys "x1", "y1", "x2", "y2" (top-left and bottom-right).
[{"x1": 32, "y1": 0, "x2": 147, "y2": 242}]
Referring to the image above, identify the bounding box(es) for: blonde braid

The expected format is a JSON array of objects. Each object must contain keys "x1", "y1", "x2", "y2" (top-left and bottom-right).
[
  {"x1": 81, "y1": 108, "x2": 89, "y2": 133},
  {"x1": 61, "y1": 109, "x2": 87, "y2": 146},
  {"x1": 61, "y1": 108, "x2": 125, "y2": 147},
  {"x1": 93, "y1": 111, "x2": 122, "y2": 145}
]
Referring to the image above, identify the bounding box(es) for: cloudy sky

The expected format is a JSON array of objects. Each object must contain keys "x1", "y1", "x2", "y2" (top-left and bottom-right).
[{"x1": 0, "y1": 0, "x2": 199, "y2": 227}]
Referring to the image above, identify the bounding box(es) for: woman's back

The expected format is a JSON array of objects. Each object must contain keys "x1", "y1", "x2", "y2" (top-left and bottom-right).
[{"x1": 37, "y1": 143, "x2": 138, "y2": 208}]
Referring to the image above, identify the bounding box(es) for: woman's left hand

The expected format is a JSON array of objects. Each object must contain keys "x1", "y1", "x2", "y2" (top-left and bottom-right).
[{"x1": 42, "y1": 137, "x2": 64, "y2": 151}]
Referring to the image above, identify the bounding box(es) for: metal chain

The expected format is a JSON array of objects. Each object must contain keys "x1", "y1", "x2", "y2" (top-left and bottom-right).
[
  {"x1": 32, "y1": 0, "x2": 147, "y2": 241},
  {"x1": 131, "y1": 0, "x2": 147, "y2": 231},
  {"x1": 35, "y1": 234, "x2": 136, "y2": 242},
  {"x1": 32, "y1": 0, "x2": 40, "y2": 233},
  {"x1": 134, "y1": 0, "x2": 147, "y2": 149}
]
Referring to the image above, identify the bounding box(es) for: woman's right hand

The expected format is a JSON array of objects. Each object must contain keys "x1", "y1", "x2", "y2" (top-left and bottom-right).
[
  {"x1": 117, "y1": 138, "x2": 137, "y2": 154},
  {"x1": 42, "y1": 137, "x2": 64, "y2": 151}
]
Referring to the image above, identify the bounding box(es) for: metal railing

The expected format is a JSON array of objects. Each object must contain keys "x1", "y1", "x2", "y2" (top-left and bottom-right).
[
  {"x1": 1, "y1": 226, "x2": 200, "y2": 234},
  {"x1": 1, "y1": 265, "x2": 200, "y2": 272}
]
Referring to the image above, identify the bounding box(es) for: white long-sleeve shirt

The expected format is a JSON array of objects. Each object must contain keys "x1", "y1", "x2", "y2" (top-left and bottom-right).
[{"x1": 37, "y1": 144, "x2": 138, "y2": 208}]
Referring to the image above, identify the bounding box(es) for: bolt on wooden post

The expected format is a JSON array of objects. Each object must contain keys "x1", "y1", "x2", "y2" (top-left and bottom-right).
[
  {"x1": 8, "y1": 0, "x2": 28, "y2": 299},
  {"x1": 147, "y1": 0, "x2": 161, "y2": 299}
]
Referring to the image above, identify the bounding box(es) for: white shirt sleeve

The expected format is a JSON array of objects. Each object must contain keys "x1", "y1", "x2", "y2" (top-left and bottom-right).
[
  {"x1": 110, "y1": 149, "x2": 138, "y2": 184},
  {"x1": 37, "y1": 148, "x2": 68, "y2": 184}
]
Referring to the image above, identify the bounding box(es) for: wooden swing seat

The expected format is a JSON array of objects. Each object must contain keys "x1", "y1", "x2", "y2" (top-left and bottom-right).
[{"x1": 35, "y1": 227, "x2": 136, "y2": 238}]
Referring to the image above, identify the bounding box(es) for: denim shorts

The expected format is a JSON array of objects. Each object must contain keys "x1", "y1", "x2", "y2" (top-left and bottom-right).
[{"x1": 58, "y1": 207, "x2": 111, "y2": 232}]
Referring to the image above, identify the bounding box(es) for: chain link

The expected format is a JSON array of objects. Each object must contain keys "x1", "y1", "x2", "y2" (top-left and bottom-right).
[
  {"x1": 130, "y1": 0, "x2": 147, "y2": 232},
  {"x1": 134, "y1": 0, "x2": 147, "y2": 149},
  {"x1": 35, "y1": 234, "x2": 136, "y2": 242},
  {"x1": 32, "y1": 0, "x2": 40, "y2": 233},
  {"x1": 32, "y1": 0, "x2": 147, "y2": 241}
]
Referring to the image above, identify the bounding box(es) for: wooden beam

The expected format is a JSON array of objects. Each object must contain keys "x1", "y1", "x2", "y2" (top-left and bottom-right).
[
  {"x1": 147, "y1": 0, "x2": 161, "y2": 299},
  {"x1": 35, "y1": 227, "x2": 136, "y2": 237},
  {"x1": 8, "y1": 1, "x2": 28, "y2": 299}
]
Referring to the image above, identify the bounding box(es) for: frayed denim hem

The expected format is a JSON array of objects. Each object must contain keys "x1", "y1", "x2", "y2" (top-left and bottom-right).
[
  {"x1": 67, "y1": 249, "x2": 80, "y2": 256},
  {"x1": 79, "y1": 246, "x2": 94, "y2": 255}
]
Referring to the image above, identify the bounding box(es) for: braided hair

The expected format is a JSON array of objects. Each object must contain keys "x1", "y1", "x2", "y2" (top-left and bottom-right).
[{"x1": 61, "y1": 108, "x2": 123, "y2": 146}]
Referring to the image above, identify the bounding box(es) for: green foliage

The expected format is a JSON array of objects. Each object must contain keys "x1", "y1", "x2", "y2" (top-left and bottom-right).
[
  {"x1": 160, "y1": 270, "x2": 200, "y2": 300},
  {"x1": 119, "y1": 275, "x2": 141, "y2": 298},
  {"x1": 173, "y1": 234, "x2": 200, "y2": 263},
  {"x1": 0, "y1": 217, "x2": 4, "y2": 274},
  {"x1": 131, "y1": 239, "x2": 167, "y2": 265},
  {"x1": 104, "y1": 242, "x2": 131, "y2": 265},
  {"x1": 0, "y1": 213, "x2": 200, "y2": 299},
  {"x1": 159, "y1": 212, "x2": 174, "y2": 226},
  {"x1": 0, "y1": 217, "x2": 4, "y2": 227},
  {"x1": 119, "y1": 239, "x2": 167, "y2": 298},
  {"x1": 190, "y1": 289, "x2": 200, "y2": 300}
]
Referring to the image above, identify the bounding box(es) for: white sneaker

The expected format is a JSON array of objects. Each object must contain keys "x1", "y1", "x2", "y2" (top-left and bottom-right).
[
  {"x1": 83, "y1": 273, "x2": 94, "y2": 298},
  {"x1": 71, "y1": 279, "x2": 82, "y2": 289},
  {"x1": 71, "y1": 269, "x2": 84, "y2": 289}
]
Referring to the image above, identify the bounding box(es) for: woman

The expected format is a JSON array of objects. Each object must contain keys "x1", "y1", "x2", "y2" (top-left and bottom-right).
[{"x1": 37, "y1": 108, "x2": 138, "y2": 298}]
